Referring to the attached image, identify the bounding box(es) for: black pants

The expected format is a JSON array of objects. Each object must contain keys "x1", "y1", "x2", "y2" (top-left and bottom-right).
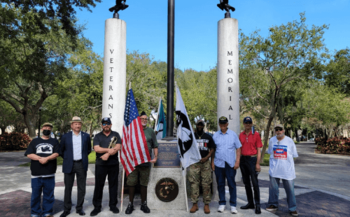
[
  {"x1": 64, "y1": 161, "x2": 87, "y2": 212},
  {"x1": 92, "y1": 164, "x2": 119, "y2": 209},
  {"x1": 240, "y1": 156, "x2": 260, "y2": 205}
]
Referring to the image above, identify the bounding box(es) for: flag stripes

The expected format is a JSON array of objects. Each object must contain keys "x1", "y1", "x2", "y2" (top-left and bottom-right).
[{"x1": 120, "y1": 89, "x2": 151, "y2": 176}]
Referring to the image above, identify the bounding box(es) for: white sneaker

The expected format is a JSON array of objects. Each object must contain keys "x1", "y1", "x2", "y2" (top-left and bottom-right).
[
  {"x1": 231, "y1": 206, "x2": 238, "y2": 214},
  {"x1": 218, "y1": 205, "x2": 225, "y2": 213}
]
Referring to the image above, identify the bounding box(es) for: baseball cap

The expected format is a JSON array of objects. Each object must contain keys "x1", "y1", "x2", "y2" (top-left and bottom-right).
[
  {"x1": 274, "y1": 124, "x2": 284, "y2": 130},
  {"x1": 140, "y1": 111, "x2": 147, "y2": 116},
  {"x1": 218, "y1": 116, "x2": 228, "y2": 124},
  {"x1": 101, "y1": 117, "x2": 112, "y2": 125},
  {"x1": 243, "y1": 116, "x2": 253, "y2": 123}
]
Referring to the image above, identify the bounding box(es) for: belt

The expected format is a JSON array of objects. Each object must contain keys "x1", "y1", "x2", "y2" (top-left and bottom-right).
[
  {"x1": 241, "y1": 155, "x2": 257, "y2": 158},
  {"x1": 73, "y1": 159, "x2": 82, "y2": 162}
]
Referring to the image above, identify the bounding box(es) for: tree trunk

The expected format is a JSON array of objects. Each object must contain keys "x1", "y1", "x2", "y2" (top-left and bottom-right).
[
  {"x1": 0, "y1": 127, "x2": 6, "y2": 135},
  {"x1": 23, "y1": 112, "x2": 37, "y2": 138},
  {"x1": 260, "y1": 115, "x2": 274, "y2": 163}
]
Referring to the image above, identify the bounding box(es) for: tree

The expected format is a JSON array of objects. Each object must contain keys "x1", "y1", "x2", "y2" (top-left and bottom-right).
[
  {"x1": 0, "y1": 5, "x2": 88, "y2": 137},
  {"x1": 325, "y1": 49, "x2": 350, "y2": 96},
  {"x1": 2, "y1": 0, "x2": 100, "y2": 43},
  {"x1": 239, "y1": 13, "x2": 329, "y2": 162}
]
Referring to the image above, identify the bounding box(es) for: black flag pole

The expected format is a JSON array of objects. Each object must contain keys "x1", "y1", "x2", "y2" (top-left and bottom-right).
[{"x1": 166, "y1": 0, "x2": 175, "y2": 139}]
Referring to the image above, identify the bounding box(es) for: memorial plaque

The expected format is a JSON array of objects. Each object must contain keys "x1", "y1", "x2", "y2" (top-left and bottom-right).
[
  {"x1": 155, "y1": 178, "x2": 179, "y2": 202},
  {"x1": 154, "y1": 142, "x2": 180, "y2": 168}
]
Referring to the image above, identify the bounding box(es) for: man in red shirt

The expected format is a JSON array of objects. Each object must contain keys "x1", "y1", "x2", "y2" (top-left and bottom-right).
[{"x1": 239, "y1": 117, "x2": 263, "y2": 214}]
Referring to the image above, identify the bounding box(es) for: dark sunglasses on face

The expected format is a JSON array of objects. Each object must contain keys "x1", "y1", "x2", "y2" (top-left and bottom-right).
[
  {"x1": 275, "y1": 128, "x2": 283, "y2": 132},
  {"x1": 102, "y1": 123, "x2": 110, "y2": 126},
  {"x1": 244, "y1": 122, "x2": 252, "y2": 124}
]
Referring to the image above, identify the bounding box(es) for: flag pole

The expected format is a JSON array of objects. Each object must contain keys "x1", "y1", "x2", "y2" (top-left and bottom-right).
[{"x1": 120, "y1": 81, "x2": 131, "y2": 211}]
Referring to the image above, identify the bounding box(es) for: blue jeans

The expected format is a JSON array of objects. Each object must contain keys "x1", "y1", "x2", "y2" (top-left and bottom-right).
[
  {"x1": 215, "y1": 162, "x2": 237, "y2": 207},
  {"x1": 267, "y1": 176, "x2": 297, "y2": 211},
  {"x1": 31, "y1": 176, "x2": 55, "y2": 216}
]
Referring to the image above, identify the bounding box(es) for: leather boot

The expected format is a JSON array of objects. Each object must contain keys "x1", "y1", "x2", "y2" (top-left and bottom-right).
[
  {"x1": 190, "y1": 203, "x2": 198, "y2": 213},
  {"x1": 204, "y1": 204, "x2": 210, "y2": 214}
]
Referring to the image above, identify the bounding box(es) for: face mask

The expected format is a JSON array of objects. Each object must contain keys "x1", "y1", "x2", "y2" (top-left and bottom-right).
[{"x1": 43, "y1": 130, "x2": 51, "y2": 136}]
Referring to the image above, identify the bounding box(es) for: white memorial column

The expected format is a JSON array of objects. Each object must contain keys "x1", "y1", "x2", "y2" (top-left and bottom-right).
[
  {"x1": 217, "y1": 18, "x2": 241, "y2": 181},
  {"x1": 102, "y1": 18, "x2": 127, "y2": 134}
]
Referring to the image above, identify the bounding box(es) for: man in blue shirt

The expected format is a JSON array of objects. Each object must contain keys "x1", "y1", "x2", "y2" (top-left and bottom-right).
[{"x1": 213, "y1": 116, "x2": 242, "y2": 214}]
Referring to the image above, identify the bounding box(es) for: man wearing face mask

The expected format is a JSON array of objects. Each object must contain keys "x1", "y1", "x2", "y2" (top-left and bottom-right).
[
  {"x1": 266, "y1": 124, "x2": 299, "y2": 217},
  {"x1": 60, "y1": 117, "x2": 92, "y2": 217},
  {"x1": 125, "y1": 111, "x2": 158, "y2": 215},
  {"x1": 188, "y1": 119, "x2": 216, "y2": 214},
  {"x1": 90, "y1": 117, "x2": 121, "y2": 216},
  {"x1": 25, "y1": 123, "x2": 59, "y2": 217}
]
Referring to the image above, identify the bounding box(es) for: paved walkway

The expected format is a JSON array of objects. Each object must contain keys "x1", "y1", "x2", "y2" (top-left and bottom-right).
[{"x1": 0, "y1": 142, "x2": 349, "y2": 217}]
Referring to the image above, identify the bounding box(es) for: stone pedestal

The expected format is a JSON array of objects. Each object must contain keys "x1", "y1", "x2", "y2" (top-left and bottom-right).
[
  {"x1": 101, "y1": 18, "x2": 126, "y2": 134},
  {"x1": 217, "y1": 18, "x2": 242, "y2": 182},
  {"x1": 147, "y1": 140, "x2": 188, "y2": 210}
]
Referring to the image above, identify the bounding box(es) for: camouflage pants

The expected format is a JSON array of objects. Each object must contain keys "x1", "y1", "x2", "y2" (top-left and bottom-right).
[
  {"x1": 188, "y1": 160, "x2": 212, "y2": 204},
  {"x1": 127, "y1": 166, "x2": 151, "y2": 186}
]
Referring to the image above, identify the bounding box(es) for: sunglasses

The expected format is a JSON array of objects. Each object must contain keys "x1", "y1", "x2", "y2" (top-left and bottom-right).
[
  {"x1": 275, "y1": 128, "x2": 283, "y2": 132},
  {"x1": 244, "y1": 122, "x2": 252, "y2": 124},
  {"x1": 102, "y1": 123, "x2": 110, "y2": 126},
  {"x1": 140, "y1": 118, "x2": 148, "y2": 121}
]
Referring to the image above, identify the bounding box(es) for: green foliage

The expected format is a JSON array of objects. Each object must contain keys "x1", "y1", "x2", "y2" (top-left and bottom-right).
[
  {"x1": 325, "y1": 49, "x2": 350, "y2": 96},
  {"x1": 176, "y1": 68, "x2": 218, "y2": 130},
  {"x1": 0, "y1": 4, "x2": 94, "y2": 137}
]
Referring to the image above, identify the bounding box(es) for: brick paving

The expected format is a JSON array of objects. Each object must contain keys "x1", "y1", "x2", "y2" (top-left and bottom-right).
[
  {"x1": 262, "y1": 190, "x2": 350, "y2": 217},
  {"x1": 0, "y1": 190, "x2": 64, "y2": 217}
]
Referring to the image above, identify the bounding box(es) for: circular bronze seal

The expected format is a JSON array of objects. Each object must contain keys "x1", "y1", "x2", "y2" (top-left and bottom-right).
[{"x1": 155, "y1": 178, "x2": 179, "y2": 202}]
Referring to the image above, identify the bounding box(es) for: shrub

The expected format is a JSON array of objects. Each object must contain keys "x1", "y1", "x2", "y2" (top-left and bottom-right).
[
  {"x1": 315, "y1": 137, "x2": 350, "y2": 155},
  {"x1": 0, "y1": 132, "x2": 32, "y2": 151}
]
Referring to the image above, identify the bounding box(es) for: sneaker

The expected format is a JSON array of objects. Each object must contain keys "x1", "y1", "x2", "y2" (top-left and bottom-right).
[
  {"x1": 110, "y1": 206, "x2": 119, "y2": 214},
  {"x1": 290, "y1": 211, "x2": 299, "y2": 216},
  {"x1": 140, "y1": 201, "x2": 150, "y2": 213},
  {"x1": 218, "y1": 205, "x2": 225, "y2": 213},
  {"x1": 125, "y1": 203, "x2": 134, "y2": 215},
  {"x1": 231, "y1": 206, "x2": 238, "y2": 214},
  {"x1": 266, "y1": 205, "x2": 278, "y2": 212}
]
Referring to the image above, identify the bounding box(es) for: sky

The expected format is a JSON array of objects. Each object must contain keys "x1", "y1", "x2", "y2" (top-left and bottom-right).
[{"x1": 75, "y1": 0, "x2": 350, "y2": 72}]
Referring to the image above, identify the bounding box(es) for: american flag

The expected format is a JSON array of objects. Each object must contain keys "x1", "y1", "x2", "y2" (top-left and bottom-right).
[{"x1": 120, "y1": 89, "x2": 151, "y2": 176}]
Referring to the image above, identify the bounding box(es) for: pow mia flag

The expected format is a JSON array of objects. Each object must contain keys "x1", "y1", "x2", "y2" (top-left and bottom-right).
[{"x1": 176, "y1": 87, "x2": 201, "y2": 169}]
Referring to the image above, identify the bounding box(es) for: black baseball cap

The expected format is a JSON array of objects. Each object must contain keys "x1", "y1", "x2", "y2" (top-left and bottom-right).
[
  {"x1": 218, "y1": 116, "x2": 228, "y2": 124},
  {"x1": 243, "y1": 116, "x2": 253, "y2": 123},
  {"x1": 140, "y1": 111, "x2": 147, "y2": 116},
  {"x1": 101, "y1": 117, "x2": 112, "y2": 125}
]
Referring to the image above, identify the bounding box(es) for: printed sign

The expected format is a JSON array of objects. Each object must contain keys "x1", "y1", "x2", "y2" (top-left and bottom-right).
[{"x1": 273, "y1": 145, "x2": 287, "y2": 160}]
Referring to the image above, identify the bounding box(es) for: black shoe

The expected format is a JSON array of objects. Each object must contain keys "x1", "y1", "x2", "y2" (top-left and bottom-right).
[
  {"x1": 90, "y1": 208, "x2": 101, "y2": 216},
  {"x1": 255, "y1": 205, "x2": 261, "y2": 214},
  {"x1": 140, "y1": 201, "x2": 150, "y2": 213},
  {"x1": 125, "y1": 203, "x2": 134, "y2": 215},
  {"x1": 76, "y1": 210, "x2": 85, "y2": 216},
  {"x1": 240, "y1": 203, "x2": 255, "y2": 209},
  {"x1": 60, "y1": 211, "x2": 70, "y2": 217},
  {"x1": 110, "y1": 206, "x2": 119, "y2": 214}
]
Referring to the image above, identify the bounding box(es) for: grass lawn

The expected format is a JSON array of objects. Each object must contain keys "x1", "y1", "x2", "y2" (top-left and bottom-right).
[
  {"x1": 261, "y1": 153, "x2": 270, "y2": 166},
  {"x1": 20, "y1": 151, "x2": 97, "y2": 167}
]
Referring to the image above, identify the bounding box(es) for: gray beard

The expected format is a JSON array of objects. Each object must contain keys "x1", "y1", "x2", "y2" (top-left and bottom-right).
[{"x1": 276, "y1": 133, "x2": 284, "y2": 139}]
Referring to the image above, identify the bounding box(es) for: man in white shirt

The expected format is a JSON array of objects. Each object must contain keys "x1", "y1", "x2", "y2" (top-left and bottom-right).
[
  {"x1": 266, "y1": 124, "x2": 299, "y2": 217},
  {"x1": 213, "y1": 116, "x2": 242, "y2": 214}
]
